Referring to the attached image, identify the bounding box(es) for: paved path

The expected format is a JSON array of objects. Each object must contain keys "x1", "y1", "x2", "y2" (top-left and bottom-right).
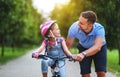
[{"x1": 0, "y1": 49, "x2": 117, "y2": 77}]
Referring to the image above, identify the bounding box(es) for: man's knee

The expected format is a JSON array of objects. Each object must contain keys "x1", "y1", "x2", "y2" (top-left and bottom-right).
[{"x1": 97, "y1": 71, "x2": 106, "y2": 77}]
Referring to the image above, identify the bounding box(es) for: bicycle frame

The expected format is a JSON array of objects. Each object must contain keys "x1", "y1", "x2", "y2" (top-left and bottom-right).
[{"x1": 38, "y1": 55, "x2": 72, "y2": 77}]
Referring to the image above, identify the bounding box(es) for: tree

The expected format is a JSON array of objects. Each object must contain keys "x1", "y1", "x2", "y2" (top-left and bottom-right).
[
  {"x1": 21, "y1": 0, "x2": 45, "y2": 45},
  {"x1": 0, "y1": 0, "x2": 15, "y2": 56},
  {"x1": 0, "y1": 0, "x2": 44, "y2": 56},
  {"x1": 50, "y1": 1, "x2": 79, "y2": 37}
]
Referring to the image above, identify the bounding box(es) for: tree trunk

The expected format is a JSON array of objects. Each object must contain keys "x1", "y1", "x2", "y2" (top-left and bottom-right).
[
  {"x1": 1, "y1": 38, "x2": 5, "y2": 57},
  {"x1": 118, "y1": 48, "x2": 120, "y2": 65},
  {"x1": 11, "y1": 43, "x2": 15, "y2": 53}
]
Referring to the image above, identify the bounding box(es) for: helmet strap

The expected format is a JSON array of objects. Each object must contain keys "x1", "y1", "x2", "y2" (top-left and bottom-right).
[
  {"x1": 50, "y1": 30, "x2": 55, "y2": 38},
  {"x1": 50, "y1": 30, "x2": 57, "y2": 45}
]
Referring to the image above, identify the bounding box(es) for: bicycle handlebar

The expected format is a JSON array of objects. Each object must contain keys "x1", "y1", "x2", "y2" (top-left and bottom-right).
[{"x1": 38, "y1": 54, "x2": 73, "y2": 61}]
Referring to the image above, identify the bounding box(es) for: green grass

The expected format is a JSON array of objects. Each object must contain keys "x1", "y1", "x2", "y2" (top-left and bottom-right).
[
  {"x1": 70, "y1": 48, "x2": 79, "y2": 54},
  {"x1": 0, "y1": 45, "x2": 36, "y2": 64},
  {"x1": 107, "y1": 50, "x2": 120, "y2": 77}
]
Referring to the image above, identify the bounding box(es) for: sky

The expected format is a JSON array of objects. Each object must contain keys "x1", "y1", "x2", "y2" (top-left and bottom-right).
[{"x1": 32, "y1": 0, "x2": 69, "y2": 17}]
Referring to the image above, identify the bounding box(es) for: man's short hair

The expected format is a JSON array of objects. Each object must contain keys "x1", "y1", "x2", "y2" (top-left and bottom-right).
[{"x1": 80, "y1": 11, "x2": 97, "y2": 24}]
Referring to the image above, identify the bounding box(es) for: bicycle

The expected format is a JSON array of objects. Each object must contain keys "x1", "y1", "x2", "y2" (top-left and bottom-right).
[{"x1": 37, "y1": 54, "x2": 73, "y2": 77}]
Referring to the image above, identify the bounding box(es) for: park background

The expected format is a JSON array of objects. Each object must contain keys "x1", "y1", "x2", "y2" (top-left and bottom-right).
[{"x1": 0, "y1": 0, "x2": 120, "y2": 77}]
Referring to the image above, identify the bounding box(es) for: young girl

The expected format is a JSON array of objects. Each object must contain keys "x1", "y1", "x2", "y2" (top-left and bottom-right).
[{"x1": 32, "y1": 20, "x2": 72, "y2": 77}]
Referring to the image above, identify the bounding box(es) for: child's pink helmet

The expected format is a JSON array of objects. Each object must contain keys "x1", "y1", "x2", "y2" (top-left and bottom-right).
[{"x1": 40, "y1": 20, "x2": 56, "y2": 36}]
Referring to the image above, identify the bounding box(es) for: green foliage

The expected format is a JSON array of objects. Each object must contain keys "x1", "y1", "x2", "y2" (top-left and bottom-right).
[
  {"x1": 0, "y1": 0, "x2": 14, "y2": 43},
  {"x1": 70, "y1": 48, "x2": 79, "y2": 54},
  {"x1": 20, "y1": 0, "x2": 44, "y2": 45},
  {"x1": 0, "y1": 0, "x2": 44, "y2": 46},
  {"x1": 0, "y1": 0, "x2": 45, "y2": 56},
  {"x1": 50, "y1": 1, "x2": 79, "y2": 38}
]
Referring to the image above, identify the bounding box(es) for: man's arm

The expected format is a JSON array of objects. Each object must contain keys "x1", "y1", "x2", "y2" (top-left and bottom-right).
[
  {"x1": 84, "y1": 37, "x2": 103, "y2": 56},
  {"x1": 66, "y1": 36, "x2": 74, "y2": 49},
  {"x1": 76, "y1": 37, "x2": 103, "y2": 61}
]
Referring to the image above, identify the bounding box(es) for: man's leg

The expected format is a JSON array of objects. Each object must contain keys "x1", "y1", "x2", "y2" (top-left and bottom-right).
[
  {"x1": 93, "y1": 45, "x2": 107, "y2": 77},
  {"x1": 77, "y1": 44, "x2": 92, "y2": 77},
  {"x1": 97, "y1": 72, "x2": 106, "y2": 77},
  {"x1": 79, "y1": 57, "x2": 92, "y2": 77},
  {"x1": 82, "y1": 73, "x2": 90, "y2": 77}
]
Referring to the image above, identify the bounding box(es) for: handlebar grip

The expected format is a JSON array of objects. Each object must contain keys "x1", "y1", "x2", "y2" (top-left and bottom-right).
[
  {"x1": 38, "y1": 55, "x2": 48, "y2": 60},
  {"x1": 67, "y1": 56, "x2": 73, "y2": 61}
]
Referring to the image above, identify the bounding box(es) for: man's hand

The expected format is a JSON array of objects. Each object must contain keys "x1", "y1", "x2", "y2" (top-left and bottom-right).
[{"x1": 72, "y1": 53, "x2": 85, "y2": 61}]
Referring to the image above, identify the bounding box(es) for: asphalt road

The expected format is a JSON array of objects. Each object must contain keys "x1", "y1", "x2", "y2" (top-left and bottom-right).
[{"x1": 0, "y1": 49, "x2": 117, "y2": 77}]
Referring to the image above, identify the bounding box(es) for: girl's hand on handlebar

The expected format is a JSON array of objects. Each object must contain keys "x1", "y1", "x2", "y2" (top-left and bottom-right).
[
  {"x1": 32, "y1": 52, "x2": 39, "y2": 58},
  {"x1": 71, "y1": 54, "x2": 84, "y2": 61}
]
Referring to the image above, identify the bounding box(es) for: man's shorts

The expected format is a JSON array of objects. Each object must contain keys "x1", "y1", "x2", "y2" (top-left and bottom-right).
[{"x1": 77, "y1": 44, "x2": 107, "y2": 74}]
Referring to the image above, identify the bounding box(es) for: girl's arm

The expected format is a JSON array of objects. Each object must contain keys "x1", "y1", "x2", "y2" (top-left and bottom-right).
[
  {"x1": 37, "y1": 43, "x2": 46, "y2": 53},
  {"x1": 62, "y1": 38, "x2": 72, "y2": 56},
  {"x1": 32, "y1": 42, "x2": 45, "y2": 58}
]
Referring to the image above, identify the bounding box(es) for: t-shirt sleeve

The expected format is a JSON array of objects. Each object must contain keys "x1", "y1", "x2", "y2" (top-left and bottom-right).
[
  {"x1": 95, "y1": 26, "x2": 105, "y2": 38},
  {"x1": 42, "y1": 40, "x2": 47, "y2": 46},
  {"x1": 68, "y1": 22, "x2": 77, "y2": 39}
]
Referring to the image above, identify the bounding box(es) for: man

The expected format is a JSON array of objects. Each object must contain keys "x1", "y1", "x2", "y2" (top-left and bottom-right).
[{"x1": 66, "y1": 11, "x2": 107, "y2": 77}]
